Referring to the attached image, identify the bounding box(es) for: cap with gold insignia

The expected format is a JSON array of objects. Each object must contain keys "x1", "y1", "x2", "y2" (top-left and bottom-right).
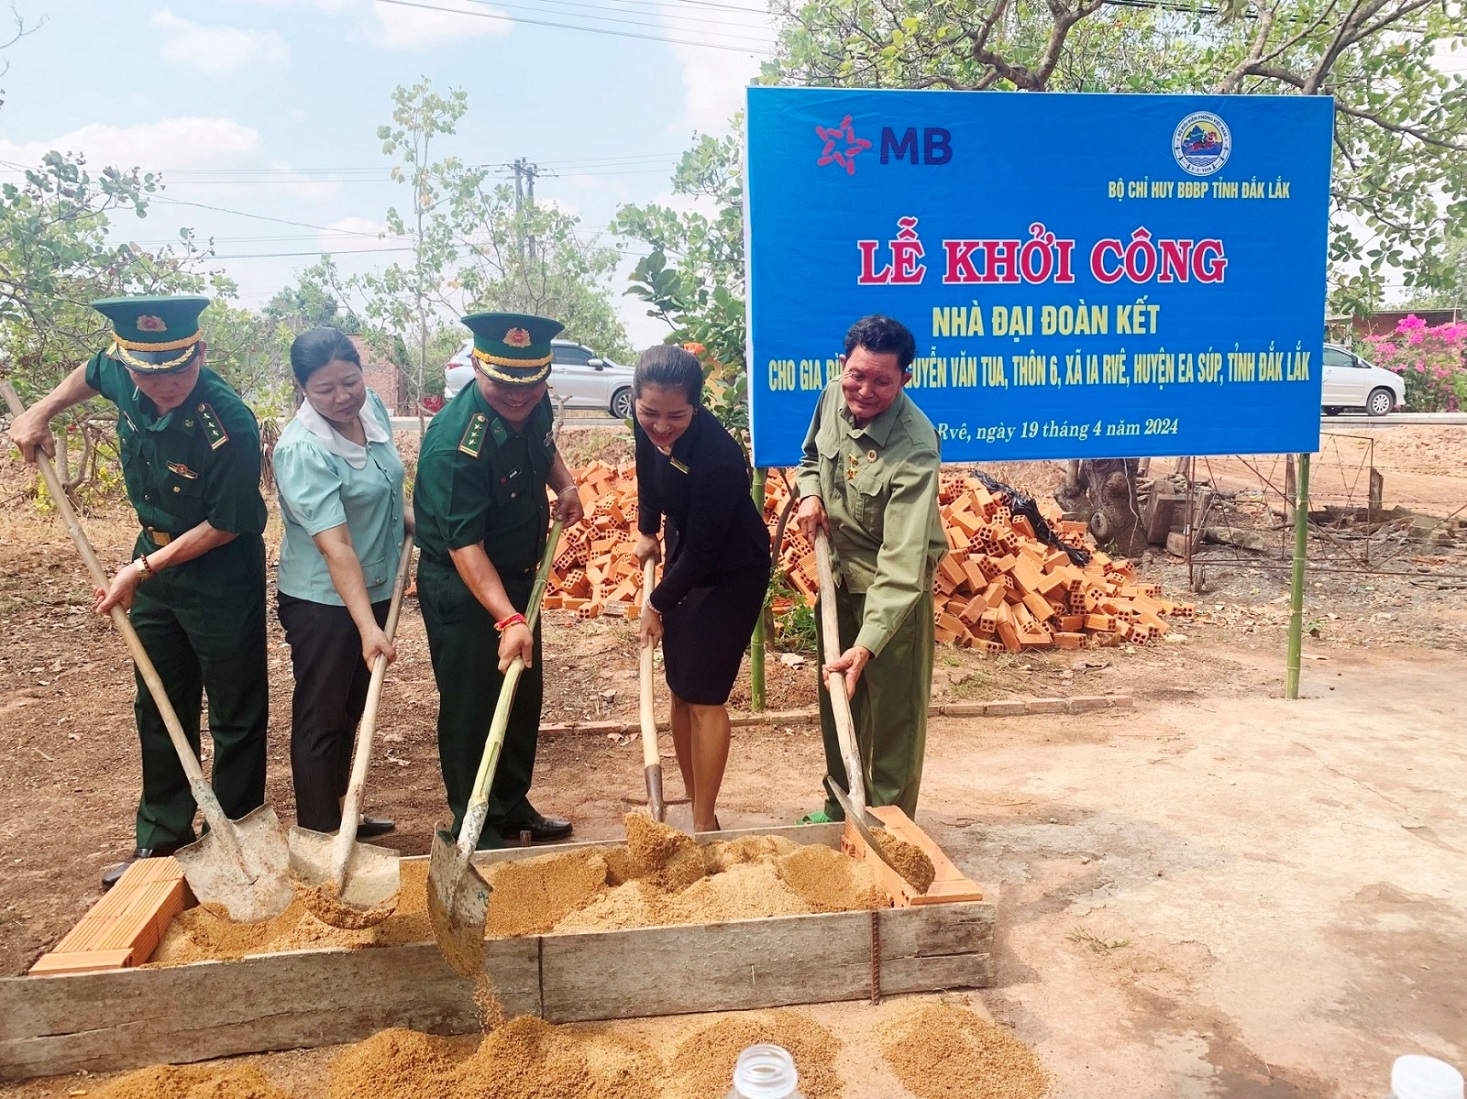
[
  {"x1": 462, "y1": 311, "x2": 564, "y2": 386},
  {"x1": 91, "y1": 295, "x2": 210, "y2": 374}
]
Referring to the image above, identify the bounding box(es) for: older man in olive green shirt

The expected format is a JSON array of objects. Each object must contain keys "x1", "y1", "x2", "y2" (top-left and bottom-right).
[{"x1": 795, "y1": 315, "x2": 947, "y2": 821}]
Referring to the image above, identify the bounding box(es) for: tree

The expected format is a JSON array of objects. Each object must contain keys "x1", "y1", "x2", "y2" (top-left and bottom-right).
[
  {"x1": 1403, "y1": 232, "x2": 1467, "y2": 311},
  {"x1": 452, "y1": 183, "x2": 632, "y2": 362},
  {"x1": 765, "y1": 0, "x2": 1467, "y2": 315},
  {"x1": 264, "y1": 263, "x2": 355, "y2": 334},
  {"x1": 354, "y1": 78, "x2": 471, "y2": 428},
  {"x1": 612, "y1": 128, "x2": 748, "y2": 433},
  {"x1": 0, "y1": 150, "x2": 214, "y2": 498},
  {"x1": 349, "y1": 81, "x2": 631, "y2": 423}
]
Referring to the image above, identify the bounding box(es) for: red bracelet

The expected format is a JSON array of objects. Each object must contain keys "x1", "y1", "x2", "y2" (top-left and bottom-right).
[{"x1": 494, "y1": 613, "x2": 527, "y2": 632}]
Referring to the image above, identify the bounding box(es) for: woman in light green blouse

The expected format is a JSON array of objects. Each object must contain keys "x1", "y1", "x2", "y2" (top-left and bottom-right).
[{"x1": 273, "y1": 327, "x2": 412, "y2": 836}]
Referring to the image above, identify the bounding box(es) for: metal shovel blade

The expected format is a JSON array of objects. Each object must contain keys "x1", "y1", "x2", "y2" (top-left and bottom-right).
[
  {"x1": 173, "y1": 804, "x2": 295, "y2": 923},
  {"x1": 426, "y1": 827, "x2": 492, "y2": 979},
  {"x1": 823, "y1": 777, "x2": 906, "y2": 882},
  {"x1": 288, "y1": 826, "x2": 401, "y2": 928}
]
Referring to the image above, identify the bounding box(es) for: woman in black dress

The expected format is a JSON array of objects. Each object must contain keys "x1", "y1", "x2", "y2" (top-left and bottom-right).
[{"x1": 632, "y1": 346, "x2": 771, "y2": 833}]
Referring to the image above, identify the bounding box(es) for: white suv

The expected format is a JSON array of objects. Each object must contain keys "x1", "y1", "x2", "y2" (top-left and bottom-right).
[{"x1": 444, "y1": 338, "x2": 634, "y2": 418}]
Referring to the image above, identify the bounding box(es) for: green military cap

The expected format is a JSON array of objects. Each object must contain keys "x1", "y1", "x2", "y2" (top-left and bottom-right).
[
  {"x1": 462, "y1": 311, "x2": 564, "y2": 385},
  {"x1": 91, "y1": 295, "x2": 210, "y2": 374}
]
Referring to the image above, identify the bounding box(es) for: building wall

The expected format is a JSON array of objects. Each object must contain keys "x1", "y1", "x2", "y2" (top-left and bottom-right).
[{"x1": 350, "y1": 335, "x2": 407, "y2": 415}]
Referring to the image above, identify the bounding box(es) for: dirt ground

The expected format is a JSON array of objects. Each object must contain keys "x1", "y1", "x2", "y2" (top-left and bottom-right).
[{"x1": 2, "y1": 429, "x2": 1465, "y2": 1097}]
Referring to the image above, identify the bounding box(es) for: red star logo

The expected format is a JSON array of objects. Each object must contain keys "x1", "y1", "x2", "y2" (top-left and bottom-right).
[{"x1": 815, "y1": 115, "x2": 872, "y2": 176}]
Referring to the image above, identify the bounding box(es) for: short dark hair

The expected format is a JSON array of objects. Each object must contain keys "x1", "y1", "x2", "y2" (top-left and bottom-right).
[
  {"x1": 633, "y1": 344, "x2": 703, "y2": 405},
  {"x1": 843, "y1": 315, "x2": 916, "y2": 372},
  {"x1": 289, "y1": 326, "x2": 361, "y2": 386}
]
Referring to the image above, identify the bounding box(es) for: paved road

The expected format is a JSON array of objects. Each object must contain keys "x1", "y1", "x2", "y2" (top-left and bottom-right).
[{"x1": 1322, "y1": 411, "x2": 1467, "y2": 427}]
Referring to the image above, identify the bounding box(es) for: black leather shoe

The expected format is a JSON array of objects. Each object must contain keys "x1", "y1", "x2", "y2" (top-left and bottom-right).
[
  {"x1": 101, "y1": 844, "x2": 182, "y2": 891},
  {"x1": 507, "y1": 814, "x2": 573, "y2": 843},
  {"x1": 356, "y1": 816, "x2": 396, "y2": 839}
]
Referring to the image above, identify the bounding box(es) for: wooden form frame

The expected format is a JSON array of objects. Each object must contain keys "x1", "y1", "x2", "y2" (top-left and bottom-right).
[{"x1": 0, "y1": 823, "x2": 994, "y2": 1081}]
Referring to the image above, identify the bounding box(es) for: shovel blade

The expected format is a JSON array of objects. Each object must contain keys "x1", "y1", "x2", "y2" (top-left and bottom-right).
[
  {"x1": 288, "y1": 826, "x2": 401, "y2": 927},
  {"x1": 426, "y1": 828, "x2": 491, "y2": 979},
  {"x1": 645, "y1": 763, "x2": 666, "y2": 824},
  {"x1": 174, "y1": 805, "x2": 295, "y2": 924}
]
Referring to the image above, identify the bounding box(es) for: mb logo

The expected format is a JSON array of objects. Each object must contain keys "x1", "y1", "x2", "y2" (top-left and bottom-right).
[
  {"x1": 816, "y1": 118, "x2": 954, "y2": 173},
  {"x1": 880, "y1": 127, "x2": 952, "y2": 165}
]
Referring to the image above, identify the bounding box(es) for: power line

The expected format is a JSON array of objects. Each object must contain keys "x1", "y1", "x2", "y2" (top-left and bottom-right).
[{"x1": 369, "y1": 0, "x2": 773, "y2": 53}]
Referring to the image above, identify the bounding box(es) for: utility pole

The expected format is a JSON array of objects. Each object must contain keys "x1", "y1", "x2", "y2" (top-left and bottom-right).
[{"x1": 509, "y1": 157, "x2": 540, "y2": 261}]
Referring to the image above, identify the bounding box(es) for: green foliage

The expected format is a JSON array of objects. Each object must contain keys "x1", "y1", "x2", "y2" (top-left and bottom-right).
[
  {"x1": 338, "y1": 80, "x2": 631, "y2": 407},
  {"x1": 761, "y1": 0, "x2": 1467, "y2": 314},
  {"x1": 766, "y1": 574, "x2": 817, "y2": 654},
  {"x1": 613, "y1": 127, "x2": 748, "y2": 436}
]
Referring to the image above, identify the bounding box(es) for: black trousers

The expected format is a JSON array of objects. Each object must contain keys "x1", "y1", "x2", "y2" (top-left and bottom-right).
[{"x1": 277, "y1": 593, "x2": 390, "y2": 833}]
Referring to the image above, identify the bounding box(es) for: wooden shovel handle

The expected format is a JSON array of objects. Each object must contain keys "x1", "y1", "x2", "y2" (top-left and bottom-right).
[
  {"x1": 332, "y1": 532, "x2": 414, "y2": 873},
  {"x1": 462, "y1": 519, "x2": 565, "y2": 820},
  {"x1": 639, "y1": 559, "x2": 659, "y2": 768},
  {"x1": 814, "y1": 530, "x2": 868, "y2": 813}
]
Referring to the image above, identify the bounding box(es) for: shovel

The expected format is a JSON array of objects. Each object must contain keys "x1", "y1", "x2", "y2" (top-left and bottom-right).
[
  {"x1": 428, "y1": 519, "x2": 564, "y2": 978},
  {"x1": 288, "y1": 533, "x2": 414, "y2": 929},
  {"x1": 639, "y1": 559, "x2": 666, "y2": 822},
  {"x1": 1, "y1": 380, "x2": 293, "y2": 923},
  {"x1": 814, "y1": 529, "x2": 868, "y2": 814}
]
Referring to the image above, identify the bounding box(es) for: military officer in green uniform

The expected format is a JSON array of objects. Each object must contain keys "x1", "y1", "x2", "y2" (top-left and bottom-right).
[
  {"x1": 8, "y1": 296, "x2": 270, "y2": 888},
  {"x1": 795, "y1": 314, "x2": 948, "y2": 821},
  {"x1": 414, "y1": 312, "x2": 583, "y2": 849}
]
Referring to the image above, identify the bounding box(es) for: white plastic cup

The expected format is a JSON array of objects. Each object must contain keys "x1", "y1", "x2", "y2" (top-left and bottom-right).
[
  {"x1": 725, "y1": 1042, "x2": 803, "y2": 1099},
  {"x1": 1391, "y1": 1055, "x2": 1465, "y2": 1099}
]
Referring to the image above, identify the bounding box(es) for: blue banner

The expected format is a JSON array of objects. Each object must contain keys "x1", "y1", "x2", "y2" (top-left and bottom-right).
[{"x1": 745, "y1": 87, "x2": 1333, "y2": 466}]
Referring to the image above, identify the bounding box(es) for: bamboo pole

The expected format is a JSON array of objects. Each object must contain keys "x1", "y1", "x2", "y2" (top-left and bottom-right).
[{"x1": 1286, "y1": 453, "x2": 1310, "y2": 701}]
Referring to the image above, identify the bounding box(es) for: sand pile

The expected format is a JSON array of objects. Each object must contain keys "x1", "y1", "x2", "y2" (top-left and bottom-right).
[
  {"x1": 664, "y1": 1010, "x2": 842, "y2": 1099},
  {"x1": 874, "y1": 832, "x2": 938, "y2": 894},
  {"x1": 877, "y1": 1001, "x2": 1050, "y2": 1099},
  {"x1": 81, "y1": 1001, "x2": 1050, "y2": 1098},
  {"x1": 147, "y1": 818, "x2": 885, "y2": 966},
  {"x1": 86, "y1": 1063, "x2": 292, "y2": 1099},
  {"x1": 148, "y1": 862, "x2": 434, "y2": 966}
]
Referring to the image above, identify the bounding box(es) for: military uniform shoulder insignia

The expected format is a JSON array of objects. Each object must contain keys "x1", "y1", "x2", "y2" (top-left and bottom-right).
[
  {"x1": 458, "y1": 412, "x2": 488, "y2": 458},
  {"x1": 197, "y1": 402, "x2": 229, "y2": 450}
]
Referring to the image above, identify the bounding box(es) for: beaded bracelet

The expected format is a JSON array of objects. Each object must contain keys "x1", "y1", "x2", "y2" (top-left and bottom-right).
[
  {"x1": 494, "y1": 613, "x2": 527, "y2": 632},
  {"x1": 134, "y1": 554, "x2": 155, "y2": 581}
]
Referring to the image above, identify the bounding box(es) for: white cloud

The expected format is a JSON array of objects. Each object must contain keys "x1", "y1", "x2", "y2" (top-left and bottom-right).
[
  {"x1": 657, "y1": 0, "x2": 774, "y2": 134},
  {"x1": 0, "y1": 120, "x2": 337, "y2": 206},
  {"x1": 150, "y1": 10, "x2": 291, "y2": 77},
  {"x1": 359, "y1": 0, "x2": 510, "y2": 50},
  {"x1": 0, "y1": 117, "x2": 266, "y2": 175}
]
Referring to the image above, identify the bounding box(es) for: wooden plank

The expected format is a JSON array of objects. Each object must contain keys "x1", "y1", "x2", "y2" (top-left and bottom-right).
[
  {"x1": 0, "y1": 938, "x2": 539, "y2": 1080},
  {"x1": 540, "y1": 903, "x2": 993, "y2": 1023}
]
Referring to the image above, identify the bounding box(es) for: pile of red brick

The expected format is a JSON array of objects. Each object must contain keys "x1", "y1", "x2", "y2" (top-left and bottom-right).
[{"x1": 546, "y1": 462, "x2": 1192, "y2": 650}]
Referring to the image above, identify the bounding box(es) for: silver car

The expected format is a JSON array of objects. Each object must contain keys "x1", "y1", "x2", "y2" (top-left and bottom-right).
[
  {"x1": 1321, "y1": 342, "x2": 1405, "y2": 417},
  {"x1": 444, "y1": 338, "x2": 635, "y2": 418}
]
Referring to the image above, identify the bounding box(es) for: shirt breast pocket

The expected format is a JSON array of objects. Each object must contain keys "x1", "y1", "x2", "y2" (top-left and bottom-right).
[
  {"x1": 816, "y1": 436, "x2": 842, "y2": 500},
  {"x1": 852, "y1": 467, "x2": 888, "y2": 538}
]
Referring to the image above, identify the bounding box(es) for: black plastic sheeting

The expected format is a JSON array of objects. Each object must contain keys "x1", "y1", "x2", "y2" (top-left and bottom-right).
[{"x1": 968, "y1": 470, "x2": 1091, "y2": 567}]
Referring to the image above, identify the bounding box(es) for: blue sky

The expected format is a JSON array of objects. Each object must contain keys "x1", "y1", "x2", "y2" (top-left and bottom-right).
[{"x1": 0, "y1": 0, "x2": 775, "y2": 350}]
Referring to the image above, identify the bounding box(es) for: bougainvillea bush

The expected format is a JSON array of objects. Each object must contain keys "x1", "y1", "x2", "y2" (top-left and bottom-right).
[{"x1": 1362, "y1": 315, "x2": 1467, "y2": 412}]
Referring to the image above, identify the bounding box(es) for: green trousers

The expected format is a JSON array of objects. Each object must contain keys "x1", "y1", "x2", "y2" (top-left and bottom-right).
[
  {"x1": 816, "y1": 583, "x2": 934, "y2": 819},
  {"x1": 128, "y1": 533, "x2": 269, "y2": 851},
  {"x1": 418, "y1": 557, "x2": 543, "y2": 849}
]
